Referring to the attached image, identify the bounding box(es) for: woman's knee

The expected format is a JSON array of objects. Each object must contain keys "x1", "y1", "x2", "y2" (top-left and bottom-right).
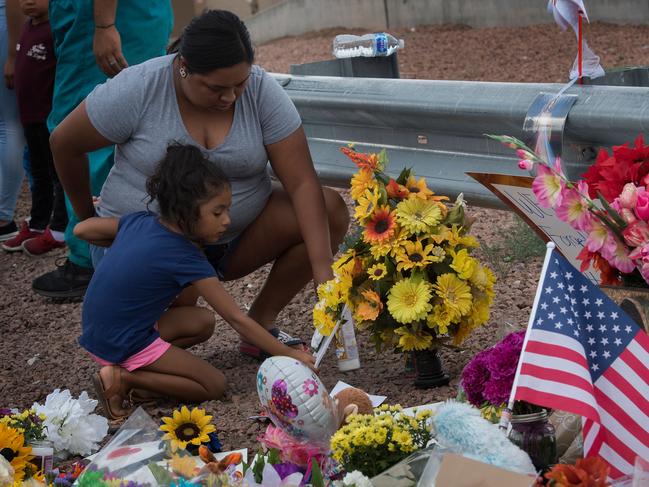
[{"x1": 324, "y1": 188, "x2": 350, "y2": 242}]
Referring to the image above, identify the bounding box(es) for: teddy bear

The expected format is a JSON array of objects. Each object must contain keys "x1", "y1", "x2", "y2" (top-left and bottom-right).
[{"x1": 332, "y1": 387, "x2": 374, "y2": 426}]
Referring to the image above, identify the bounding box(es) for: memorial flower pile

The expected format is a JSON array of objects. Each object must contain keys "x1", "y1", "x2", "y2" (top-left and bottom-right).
[
  {"x1": 313, "y1": 146, "x2": 495, "y2": 352},
  {"x1": 330, "y1": 404, "x2": 433, "y2": 478},
  {"x1": 495, "y1": 133, "x2": 649, "y2": 287}
]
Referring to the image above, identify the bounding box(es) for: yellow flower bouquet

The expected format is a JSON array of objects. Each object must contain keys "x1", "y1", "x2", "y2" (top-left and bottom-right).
[
  {"x1": 313, "y1": 147, "x2": 495, "y2": 352},
  {"x1": 330, "y1": 404, "x2": 432, "y2": 478}
]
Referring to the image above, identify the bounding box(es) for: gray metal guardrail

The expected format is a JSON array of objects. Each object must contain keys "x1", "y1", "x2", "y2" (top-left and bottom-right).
[{"x1": 273, "y1": 74, "x2": 649, "y2": 209}]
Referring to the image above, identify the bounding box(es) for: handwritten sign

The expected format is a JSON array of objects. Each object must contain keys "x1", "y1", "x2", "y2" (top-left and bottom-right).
[{"x1": 468, "y1": 173, "x2": 599, "y2": 284}]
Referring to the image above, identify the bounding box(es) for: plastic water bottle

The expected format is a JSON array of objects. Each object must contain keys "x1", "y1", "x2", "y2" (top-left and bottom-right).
[{"x1": 333, "y1": 33, "x2": 404, "y2": 59}]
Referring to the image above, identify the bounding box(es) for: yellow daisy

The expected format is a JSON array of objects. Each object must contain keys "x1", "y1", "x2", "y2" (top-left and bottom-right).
[
  {"x1": 446, "y1": 225, "x2": 478, "y2": 248},
  {"x1": 394, "y1": 326, "x2": 433, "y2": 351},
  {"x1": 387, "y1": 278, "x2": 433, "y2": 324},
  {"x1": 394, "y1": 239, "x2": 436, "y2": 272},
  {"x1": 160, "y1": 406, "x2": 216, "y2": 452},
  {"x1": 313, "y1": 301, "x2": 338, "y2": 336},
  {"x1": 404, "y1": 175, "x2": 434, "y2": 200},
  {"x1": 367, "y1": 262, "x2": 388, "y2": 280},
  {"x1": 450, "y1": 248, "x2": 478, "y2": 280},
  {"x1": 350, "y1": 169, "x2": 378, "y2": 201},
  {"x1": 0, "y1": 423, "x2": 32, "y2": 484},
  {"x1": 426, "y1": 303, "x2": 458, "y2": 334},
  {"x1": 354, "y1": 187, "x2": 381, "y2": 222},
  {"x1": 433, "y1": 273, "x2": 473, "y2": 317},
  {"x1": 469, "y1": 264, "x2": 496, "y2": 295},
  {"x1": 395, "y1": 198, "x2": 442, "y2": 234}
]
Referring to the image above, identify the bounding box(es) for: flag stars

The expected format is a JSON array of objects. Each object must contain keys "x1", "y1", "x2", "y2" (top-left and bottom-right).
[
  {"x1": 595, "y1": 298, "x2": 603, "y2": 306},
  {"x1": 536, "y1": 318, "x2": 544, "y2": 326},
  {"x1": 603, "y1": 350, "x2": 611, "y2": 359},
  {"x1": 545, "y1": 286, "x2": 554, "y2": 294},
  {"x1": 586, "y1": 324, "x2": 594, "y2": 332},
  {"x1": 564, "y1": 293, "x2": 570, "y2": 301},
  {"x1": 567, "y1": 318, "x2": 574, "y2": 325},
  {"x1": 589, "y1": 350, "x2": 597, "y2": 359},
  {"x1": 565, "y1": 272, "x2": 573, "y2": 280},
  {"x1": 588, "y1": 337, "x2": 596, "y2": 345},
  {"x1": 552, "y1": 296, "x2": 560, "y2": 304},
  {"x1": 591, "y1": 363, "x2": 599, "y2": 372},
  {"x1": 557, "y1": 282, "x2": 565, "y2": 290},
  {"x1": 625, "y1": 325, "x2": 633, "y2": 333},
  {"x1": 614, "y1": 338, "x2": 622, "y2": 346},
  {"x1": 582, "y1": 298, "x2": 590, "y2": 306},
  {"x1": 597, "y1": 312, "x2": 606, "y2": 320},
  {"x1": 568, "y1": 285, "x2": 575, "y2": 293},
  {"x1": 584, "y1": 311, "x2": 592, "y2": 319},
  {"x1": 560, "y1": 307, "x2": 568, "y2": 314},
  {"x1": 612, "y1": 325, "x2": 620, "y2": 333},
  {"x1": 601, "y1": 337, "x2": 609, "y2": 346},
  {"x1": 599, "y1": 324, "x2": 607, "y2": 333},
  {"x1": 548, "y1": 312, "x2": 556, "y2": 320},
  {"x1": 550, "y1": 271, "x2": 558, "y2": 279},
  {"x1": 555, "y1": 322, "x2": 563, "y2": 330},
  {"x1": 610, "y1": 312, "x2": 618, "y2": 320},
  {"x1": 540, "y1": 302, "x2": 549, "y2": 310},
  {"x1": 580, "y1": 285, "x2": 588, "y2": 293},
  {"x1": 573, "y1": 329, "x2": 580, "y2": 337},
  {"x1": 571, "y1": 298, "x2": 577, "y2": 305}
]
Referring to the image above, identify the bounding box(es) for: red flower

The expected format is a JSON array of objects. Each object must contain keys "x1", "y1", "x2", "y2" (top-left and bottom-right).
[
  {"x1": 340, "y1": 147, "x2": 380, "y2": 171},
  {"x1": 576, "y1": 246, "x2": 621, "y2": 286},
  {"x1": 544, "y1": 456, "x2": 610, "y2": 486},
  {"x1": 386, "y1": 178, "x2": 409, "y2": 199}
]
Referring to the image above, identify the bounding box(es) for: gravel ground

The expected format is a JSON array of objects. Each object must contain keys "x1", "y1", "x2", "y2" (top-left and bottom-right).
[{"x1": 2, "y1": 21, "x2": 648, "y2": 452}]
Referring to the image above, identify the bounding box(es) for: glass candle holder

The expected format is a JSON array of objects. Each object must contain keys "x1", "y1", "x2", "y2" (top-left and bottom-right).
[{"x1": 507, "y1": 410, "x2": 557, "y2": 471}]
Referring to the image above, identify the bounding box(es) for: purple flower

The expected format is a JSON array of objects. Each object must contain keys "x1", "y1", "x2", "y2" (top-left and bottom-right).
[
  {"x1": 0, "y1": 409, "x2": 12, "y2": 417},
  {"x1": 460, "y1": 349, "x2": 491, "y2": 406},
  {"x1": 486, "y1": 331, "x2": 524, "y2": 382},
  {"x1": 272, "y1": 462, "x2": 302, "y2": 479},
  {"x1": 483, "y1": 375, "x2": 514, "y2": 405}
]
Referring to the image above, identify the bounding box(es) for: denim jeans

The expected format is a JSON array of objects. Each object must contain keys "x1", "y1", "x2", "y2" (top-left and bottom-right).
[{"x1": 0, "y1": 5, "x2": 25, "y2": 222}]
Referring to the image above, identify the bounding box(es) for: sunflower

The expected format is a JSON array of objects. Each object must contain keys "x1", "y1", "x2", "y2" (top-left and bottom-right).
[
  {"x1": 394, "y1": 326, "x2": 433, "y2": 351},
  {"x1": 395, "y1": 198, "x2": 442, "y2": 234},
  {"x1": 394, "y1": 239, "x2": 436, "y2": 272},
  {"x1": 0, "y1": 423, "x2": 32, "y2": 484},
  {"x1": 367, "y1": 263, "x2": 388, "y2": 280},
  {"x1": 350, "y1": 169, "x2": 378, "y2": 201},
  {"x1": 404, "y1": 176, "x2": 434, "y2": 200},
  {"x1": 387, "y1": 278, "x2": 433, "y2": 324},
  {"x1": 354, "y1": 187, "x2": 381, "y2": 222},
  {"x1": 160, "y1": 406, "x2": 216, "y2": 452},
  {"x1": 363, "y1": 207, "x2": 397, "y2": 244},
  {"x1": 354, "y1": 289, "x2": 383, "y2": 322},
  {"x1": 433, "y1": 273, "x2": 473, "y2": 318}
]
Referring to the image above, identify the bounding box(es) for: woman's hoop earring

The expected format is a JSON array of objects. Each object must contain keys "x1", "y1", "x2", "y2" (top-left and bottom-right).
[{"x1": 179, "y1": 66, "x2": 188, "y2": 78}]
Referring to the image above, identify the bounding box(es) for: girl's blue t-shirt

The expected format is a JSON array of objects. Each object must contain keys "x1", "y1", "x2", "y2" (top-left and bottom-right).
[{"x1": 80, "y1": 211, "x2": 216, "y2": 363}]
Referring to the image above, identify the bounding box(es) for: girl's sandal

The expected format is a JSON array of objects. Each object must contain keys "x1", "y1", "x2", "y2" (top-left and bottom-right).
[{"x1": 92, "y1": 366, "x2": 128, "y2": 420}]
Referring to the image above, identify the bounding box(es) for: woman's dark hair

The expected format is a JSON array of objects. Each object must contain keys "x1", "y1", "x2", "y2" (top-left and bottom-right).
[
  {"x1": 147, "y1": 144, "x2": 230, "y2": 241},
  {"x1": 168, "y1": 10, "x2": 254, "y2": 73}
]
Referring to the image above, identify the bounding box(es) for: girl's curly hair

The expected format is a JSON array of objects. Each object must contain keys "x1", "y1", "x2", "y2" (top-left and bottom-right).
[{"x1": 146, "y1": 144, "x2": 229, "y2": 241}]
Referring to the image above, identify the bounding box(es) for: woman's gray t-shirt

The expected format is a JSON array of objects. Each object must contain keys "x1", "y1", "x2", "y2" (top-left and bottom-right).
[{"x1": 85, "y1": 54, "x2": 302, "y2": 243}]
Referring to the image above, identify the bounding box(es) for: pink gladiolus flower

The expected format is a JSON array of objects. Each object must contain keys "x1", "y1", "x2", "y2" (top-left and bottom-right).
[
  {"x1": 532, "y1": 159, "x2": 565, "y2": 208},
  {"x1": 518, "y1": 159, "x2": 533, "y2": 170},
  {"x1": 586, "y1": 220, "x2": 610, "y2": 252},
  {"x1": 618, "y1": 183, "x2": 638, "y2": 209},
  {"x1": 635, "y1": 187, "x2": 649, "y2": 221},
  {"x1": 629, "y1": 244, "x2": 649, "y2": 285},
  {"x1": 623, "y1": 220, "x2": 649, "y2": 247},
  {"x1": 555, "y1": 181, "x2": 592, "y2": 231},
  {"x1": 619, "y1": 208, "x2": 638, "y2": 225},
  {"x1": 601, "y1": 235, "x2": 635, "y2": 273}
]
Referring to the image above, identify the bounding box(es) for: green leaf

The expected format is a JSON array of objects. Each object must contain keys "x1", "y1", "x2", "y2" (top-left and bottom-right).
[
  {"x1": 310, "y1": 458, "x2": 325, "y2": 487},
  {"x1": 396, "y1": 166, "x2": 411, "y2": 185},
  {"x1": 252, "y1": 449, "x2": 266, "y2": 484},
  {"x1": 148, "y1": 462, "x2": 174, "y2": 485},
  {"x1": 267, "y1": 448, "x2": 281, "y2": 465}
]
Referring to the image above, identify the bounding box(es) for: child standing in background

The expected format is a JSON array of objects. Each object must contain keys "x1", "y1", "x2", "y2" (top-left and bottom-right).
[{"x1": 2, "y1": 0, "x2": 67, "y2": 254}]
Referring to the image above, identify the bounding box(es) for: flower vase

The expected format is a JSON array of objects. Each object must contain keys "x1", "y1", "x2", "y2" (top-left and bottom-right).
[
  {"x1": 507, "y1": 410, "x2": 557, "y2": 472},
  {"x1": 412, "y1": 348, "x2": 450, "y2": 389}
]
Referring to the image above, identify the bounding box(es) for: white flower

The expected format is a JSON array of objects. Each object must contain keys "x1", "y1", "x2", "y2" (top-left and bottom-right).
[
  {"x1": 242, "y1": 463, "x2": 303, "y2": 487},
  {"x1": 342, "y1": 470, "x2": 373, "y2": 487},
  {"x1": 32, "y1": 389, "x2": 108, "y2": 457},
  {"x1": 0, "y1": 455, "x2": 14, "y2": 487}
]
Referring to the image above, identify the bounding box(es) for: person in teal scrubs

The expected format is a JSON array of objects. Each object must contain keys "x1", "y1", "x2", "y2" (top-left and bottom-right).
[{"x1": 31, "y1": 0, "x2": 173, "y2": 298}]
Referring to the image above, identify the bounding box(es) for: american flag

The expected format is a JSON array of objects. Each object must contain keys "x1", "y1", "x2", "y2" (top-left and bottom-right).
[{"x1": 513, "y1": 249, "x2": 649, "y2": 478}]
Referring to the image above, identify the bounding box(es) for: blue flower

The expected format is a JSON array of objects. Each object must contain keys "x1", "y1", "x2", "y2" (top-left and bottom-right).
[{"x1": 206, "y1": 431, "x2": 222, "y2": 453}]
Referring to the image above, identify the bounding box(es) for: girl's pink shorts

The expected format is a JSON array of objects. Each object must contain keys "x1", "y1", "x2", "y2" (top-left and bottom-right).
[{"x1": 89, "y1": 337, "x2": 171, "y2": 372}]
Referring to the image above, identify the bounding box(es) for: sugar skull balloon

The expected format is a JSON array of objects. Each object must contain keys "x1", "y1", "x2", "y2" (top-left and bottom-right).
[{"x1": 257, "y1": 356, "x2": 338, "y2": 443}]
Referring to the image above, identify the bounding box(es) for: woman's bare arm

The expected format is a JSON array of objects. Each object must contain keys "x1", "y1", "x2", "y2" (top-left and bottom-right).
[{"x1": 50, "y1": 101, "x2": 114, "y2": 221}]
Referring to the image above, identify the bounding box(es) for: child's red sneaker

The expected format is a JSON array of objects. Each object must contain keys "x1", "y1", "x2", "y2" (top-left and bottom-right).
[
  {"x1": 22, "y1": 228, "x2": 66, "y2": 256},
  {"x1": 2, "y1": 221, "x2": 41, "y2": 252}
]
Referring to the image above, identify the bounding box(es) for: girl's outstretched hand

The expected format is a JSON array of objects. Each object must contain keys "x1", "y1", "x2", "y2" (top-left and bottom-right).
[{"x1": 291, "y1": 349, "x2": 318, "y2": 373}]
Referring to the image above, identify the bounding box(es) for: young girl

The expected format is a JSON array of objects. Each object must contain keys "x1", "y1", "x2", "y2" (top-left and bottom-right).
[{"x1": 74, "y1": 144, "x2": 316, "y2": 419}]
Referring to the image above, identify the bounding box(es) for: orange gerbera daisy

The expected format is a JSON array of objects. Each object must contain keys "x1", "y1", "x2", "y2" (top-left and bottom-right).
[
  {"x1": 354, "y1": 289, "x2": 383, "y2": 321},
  {"x1": 341, "y1": 146, "x2": 381, "y2": 171},
  {"x1": 363, "y1": 206, "x2": 397, "y2": 243},
  {"x1": 386, "y1": 178, "x2": 409, "y2": 200}
]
